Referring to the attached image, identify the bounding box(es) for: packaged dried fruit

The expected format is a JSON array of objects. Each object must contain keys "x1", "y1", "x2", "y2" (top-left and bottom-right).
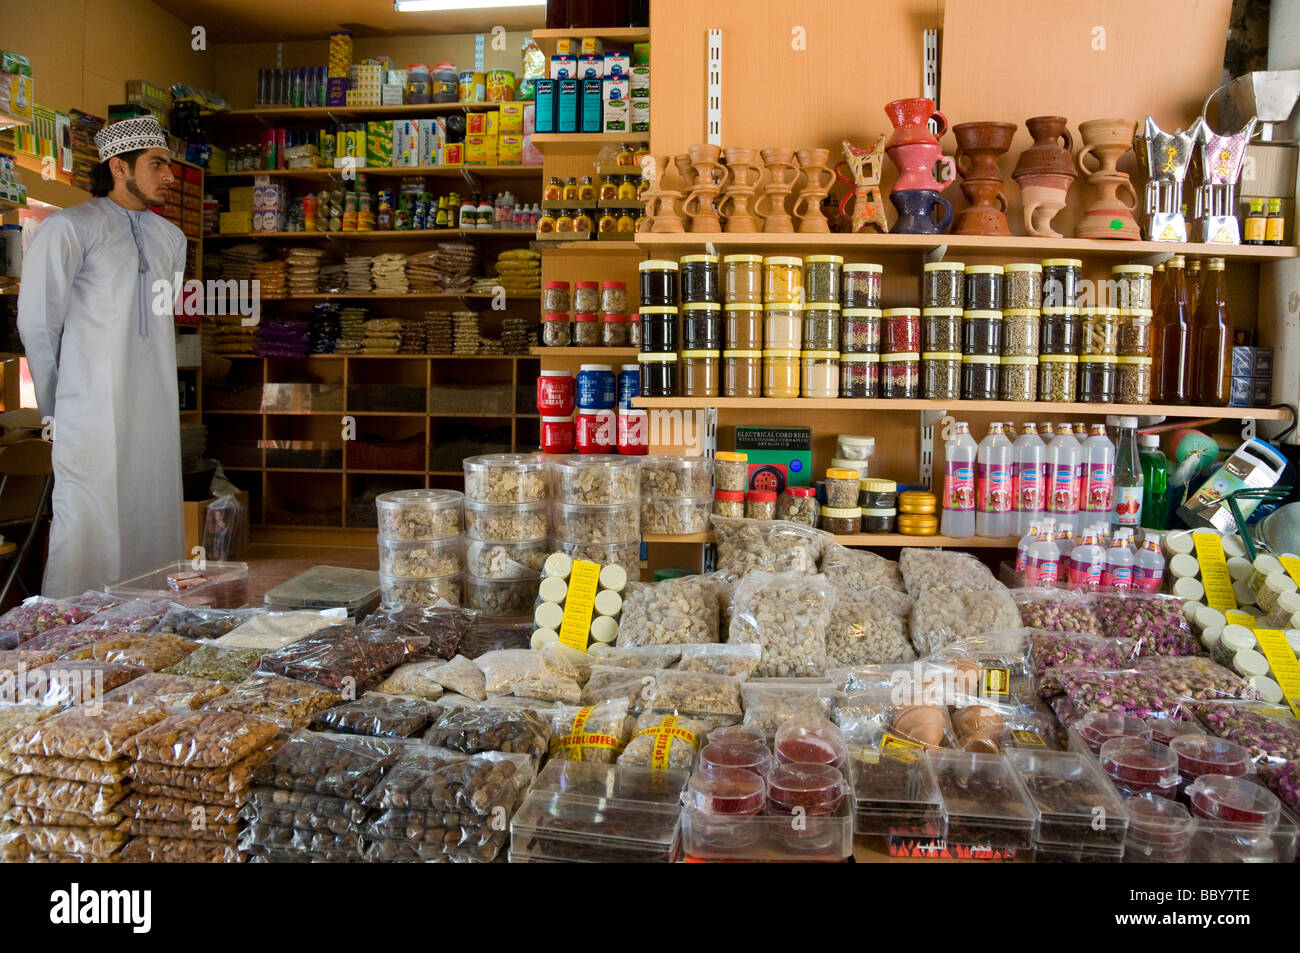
[
  {"x1": 639, "y1": 669, "x2": 744, "y2": 724},
  {"x1": 1014, "y1": 589, "x2": 1104, "y2": 637},
  {"x1": 423, "y1": 705, "x2": 551, "y2": 758},
  {"x1": 127, "y1": 710, "x2": 283, "y2": 768},
  {"x1": 360, "y1": 605, "x2": 470, "y2": 661},
  {"x1": 1192, "y1": 701, "x2": 1300, "y2": 764},
  {"x1": 254, "y1": 623, "x2": 410, "y2": 692},
  {"x1": 161, "y1": 644, "x2": 265, "y2": 683},
  {"x1": 1086, "y1": 593, "x2": 1198, "y2": 656},
  {"x1": 251, "y1": 730, "x2": 404, "y2": 799},
  {"x1": 201, "y1": 674, "x2": 341, "y2": 730}
]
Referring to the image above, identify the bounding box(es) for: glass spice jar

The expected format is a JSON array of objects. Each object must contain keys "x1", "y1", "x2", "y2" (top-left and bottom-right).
[
  {"x1": 602, "y1": 281, "x2": 628, "y2": 314},
  {"x1": 922, "y1": 352, "x2": 962, "y2": 400},
  {"x1": 961, "y1": 354, "x2": 1000, "y2": 400},
  {"x1": 573, "y1": 312, "x2": 600, "y2": 346},
  {"x1": 881, "y1": 353, "x2": 920, "y2": 398},
  {"x1": 779, "y1": 487, "x2": 819, "y2": 526},
  {"x1": 602, "y1": 313, "x2": 629, "y2": 347},
  {"x1": 803, "y1": 304, "x2": 840, "y2": 351},
  {"x1": 963, "y1": 310, "x2": 1003, "y2": 356},
  {"x1": 713, "y1": 490, "x2": 746, "y2": 519},
  {"x1": 723, "y1": 350, "x2": 763, "y2": 398},
  {"x1": 964, "y1": 265, "x2": 1004, "y2": 311},
  {"x1": 639, "y1": 259, "x2": 679, "y2": 306},
  {"x1": 1116, "y1": 356, "x2": 1153, "y2": 404},
  {"x1": 801, "y1": 351, "x2": 839, "y2": 398},
  {"x1": 1118, "y1": 309, "x2": 1153, "y2": 358},
  {"x1": 824, "y1": 468, "x2": 861, "y2": 508},
  {"x1": 1041, "y1": 307, "x2": 1080, "y2": 355},
  {"x1": 683, "y1": 302, "x2": 723, "y2": 351},
  {"x1": 1081, "y1": 307, "x2": 1119, "y2": 357},
  {"x1": 715, "y1": 451, "x2": 750, "y2": 492},
  {"x1": 746, "y1": 490, "x2": 778, "y2": 520},
  {"x1": 1042, "y1": 258, "x2": 1083, "y2": 308},
  {"x1": 763, "y1": 349, "x2": 801, "y2": 398},
  {"x1": 1112, "y1": 264, "x2": 1153, "y2": 311},
  {"x1": 681, "y1": 254, "x2": 720, "y2": 303},
  {"x1": 639, "y1": 306, "x2": 679, "y2": 353},
  {"x1": 922, "y1": 308, "x2": 962, "y2": 352},
  {"x1": 681, "y1": 350, "x2": 720, "y2": 397},
  {"x1": 764, "y1": 305, "x2": 802, "y2": 350},
  {"x1": 1078, "y1": 356, "x2": 1117, "y2": 403},
  {"x1": 1002, "y1": 263, "x2": 1043, "y2": 310},
  {"x1": 820, "y1": 506, "x2": 861, "y2": 535},
  {"x1": 923, "y1": 261, "x2": 965, "y2": 309},
  {"x1": 574, "y1": 281, "x2": 600, "y2": 313},
  {"x1": 841, "y1": 308, "x2": 882, "y2": 354},
  {"x1": 999, "y1": 356, "x2": 1038, "y2": 402},
  {"x1": 1002, "y1": 309, "x2": 1040, "y2": 357},
  {"x1": 722, "y1": 254, "x2": 763, "y2": 304},
  {"x1": 639, "y1": 352, "x2": 679, "y2": 397},
  {"x1": 804, "y1": 255, "x2": 843, "y2": 304},
  {"x1": 764, "y1": 256, "x2": 804, "y2": 305},
  {"x1": 543, "y1": 313, "x2": 571, "y2": 347},
  {"x1": 629, "y1": 312, "x2": 641, "y2": 348},
  {"x1": 861, "y1": 507, "x2": 896, "y2": 533},
  {"x1": 725, "y1": 304, "x2": 763, "y2": 350},
  {"x1": 882, "y1": 308, "x2": 921, "y2": 354},
  {"x1": 840, "y1": 353, "x2": 879, "y2": 397},
  {"x1": 543, "y1": 281, "x2": 571, "y2": 314},
  {"x1": 859, "y1": 478, "x2": 898, "y2": 510},
  {"x1": 1038, "y1": 354, "x2": 1079, "y2": 402},
  {"x1": 842, "y1": 263, "x2": 883, "y2": 309}
]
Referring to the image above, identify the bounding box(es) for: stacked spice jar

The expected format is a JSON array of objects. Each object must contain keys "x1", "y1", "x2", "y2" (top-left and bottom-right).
[
  {"x1": 1114, "y1": 264, "x2": 1154, "y2": 405},
  {"x1": 376, "y1": 488, "x2": 466, "y2": 608},
  {"x1": 840, "y1": 262, "x2": 883, "y2": 397},
  {"x1": 549, "y1": 455, "x2": 641, "y2": 580},
  {"x1": 461, "y1": 455, "x2": 549, "y2": 616},
  {"x1": 542, "y1": 279, "x2": 633, "y2": 348},
  {"x1": 680, "y1": 255, "x2": 722, "y2": 397},
  {"x1": 1001, "y1": 263, "x2": 1041, "y2": 402},
  {"x1": 638, "y1": 260, "x2": 680, "y2": 398}
]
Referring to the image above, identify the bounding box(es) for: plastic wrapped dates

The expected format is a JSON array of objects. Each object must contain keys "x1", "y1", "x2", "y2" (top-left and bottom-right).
[
  {"x1": 6, "y1": 703, "x2": 168, "y2": 762},
  {"x1": 423, "y1": 705, "x2": 551, "y2": 757},
  {"x1": 310, "y1": 693, "x2": 439, "y2": 738},
  {"x1": 251, "y1": 731, "x2": 403, "y2": 798},
  {"x1": 727, "y1": 571, "x2": 835, "y2": 678},
  {"x1": 254, "y1": 624, "x2": 409, "y2": 693},
  {"x1": 363, "y1": 749, "x2": 530, "y2": 816},
  {"x1": 127, "y1": 710, "x2": 282, "y2": 768}
]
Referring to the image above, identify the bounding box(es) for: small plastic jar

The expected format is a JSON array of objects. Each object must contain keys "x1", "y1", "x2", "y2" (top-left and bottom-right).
[
  {"x1": 922, "y1": 308, "x2": 962, "y2": 353},
  {"x1": 1041, "y1": 307, "x2": 1080, "y2": 355},
  {"x1": 836, "y1": 434, "x2": 874, "y2": 462},
  {"x1": 763, "y1": 349, "x2": 801, "y2": 398},
  {"x1": 723, "y1": 350, "x2": 763, "y2": 398},
  {"x1": 746, "y1": 490, "x2": 777, "y2": 520},
  {"x1": 1038, "y1": 354, "x2": 1079, "y2": 402},
  {"x1": 629, "y1": 312, "x2": 641, "y2": 348},
  {"x1": 1186, "y1": 774, "x2": 1282, "y2": 829},
  {"x1": 543, "y1": 312, "x2": 571, "y2": 347},
  {"x1": 639, "y1": 306, "x2": 679, "y2": 353},
  {"x1": 681, "y1": 350, "x2": 720, "y2": 397},
  {"x1": 713, "y1": 490, "x2": 746, "y2": 519},
  {"x1": 573, "y1": 280, "x2": 599, "y2": 313},
  {"x1": 859, "y1": 478, "x2": 897, "y2": 510},
  {"x1": 1112, "y1": 263, "x2": 1153, "y2": 311},
  {"x1": 963, "y1": 309, "x2": 1003, "y2": 355},
  {"x1": 1257, "y1": 571, "x2": 1299, "y2": 614},
  {"x1": 964, "y1": 265, "x2": 1004, "y2": 311},
  {"x1": 961, "y1": 354, "x2": 1000, "y2": 400},
  {"x1": 861, "y1": 507, "x2": 897, "y2": 532},
  {"x1": 923, "y1": 261, "x2": 965, "y2": 309},
  {"x1": 882, "y1": 308, "x2": 921, "y2": 354},
  {"x1": 881, "y1": 353, "x2": 920, "y2": 398},
  {"x1": 1042, "y1": 258, "x2": 1083, "y2": 308},
  {"x1": 764, "y1": 256, "x2": 804, "y2": 304},
  {"x1": 699, "y1": 744, "x2": 775, "y2": 781},
  {"x1": 1002, "y1": 263, "x2": 1043, "y2": 310},
  {"x1": 724, "y1": 303, "x2": 763, "y2": 350},
  {"x1": 638, "y1": 352, "x2": 678, "y2": 397},
  {"x1": 1082, "y1": 307, "x2": 1119, "y2": 357},
  {"x1": 1002, "y1": 309, "x2": 1040, "y2": 357},
  {"x1": 573, "y1": 312, "x2": 599, "y2": 346},
  {"x1": 824, "y1": 468, "x2": 861, "y2": 509},
  {"x1": 898, "y1": 490, "x2": 936, "y2": 515},
  {"x1": 543, "y1": 281, "x2": 571, "y2": 314},
  {"x1": 1099, "y1": 737, "x2": 1179, "y2": 798},
  {"x1": 842, "y1": 263, "x2": 883, "y2": 309},
  {"x1": 1116, "y1": 356, "x2": 1152, "y2": 404},
  {"x1": 1078, "y1": 356, "x2": 1117, "y2": 403},
  {"x1": 602, "y1": 313, "x2": 629, "y2": 347},
  {"x1": 601, "y1": 280, "x2": 628, "y2": 314},
  {"x1": 820, "y1": 506, "x2": 861, "y2": 535},
  {"x1": 639, "y1": 259, "x2": 679, "y2": 306},
  {"x1": 897, "y1": 513, "x2": 937, "y2": 535},
  {"x1": 803, "y1": 304, "x2": 840, "y2": 351},
  {"x1": 779, "y1": 486, "x2": 820, "y2": 526},
  {"x1": 1170, "y1": 736, "x2": 1252, "y2": 782},
  {"x1": 841, "y1": 308, "x2": 881, "y2": 353},
  {"x1": 763, "y1": 305, "x2": 802, "y2": 350},
  {"x1": 722, "y1": 254, "x2": 763, "y2": 304},
  {"x1": 801, "y1": 351, "x2": 839, "y2": 398},
  {"x1": 804, "y1": 255, "x2": 843, "y2": 304},
  {"x1": 840, "y1": 353, "x2": 879, "y2": 397},
  {"x1": 715, "y1": 451, "x2": 749, "y2": 492},
  {"x1": 683, "y1": 302, "x2": 723, "y2": 351},
  {"x1": 681, "y1": 254, "x2": 720, "y2": 303},
  {"x1": 540, "y1": 416, "x2": 576, "y2": 454},
  {"x1": 1118, "y1": 310, "x2": 1153, "y2": 358},
  {"x1": 999, "y1": 356, "x2": 1038, "y2": 401},
  {"x1": 922, "y1": 352, "x2": 962, "y2": 400}
]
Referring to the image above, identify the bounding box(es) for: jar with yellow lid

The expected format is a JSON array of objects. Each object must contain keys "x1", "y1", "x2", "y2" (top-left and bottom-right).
[
  {"x1": 722, "y1": 254, "x2": 763, "y2": 304},
  {"x1": 881, "y1": 353, "x2": 920, "y2": 398},
  {"x1": 922, "y1": 352, "x2": 961, "y2": 400},
  {"x1": 1078, "y1": 355, "x2": 1117, "y2": 403},
  {"x1": 763, "y1": 349, "x2": 800, "y2": 398},
  {"x1": 715, "y1": 451, "x2": 750, "y2": 492},
  {"x1": 1002, "y1": 263, "x2": 1042, "y2": 310},
  {"x1": 824, "y1": 468, "x2": 861, "y2": 509},
  {"x1": 842, "y1": 263, "x2": 883, "y2": 309},
  {"x1": 964, "y1": 264, "x2": 1005, "y2": 311},
  {"x1": 724, "y1": 350, "x2": 762, "y2": 398},
  {"x1": 1118, "y1": 310, "x2": 1153, "y2": 358},
  {"x1": 841, "y1": 353, "x2": 879, "y2": 397},
  {"x1": 801, "y1": 351, "x2": 839, "y2": 398},
  {"x1": 1000, "y1": 355, "x2": 1038, "y2": 401},
  {"x1": 1039, "y1": 354, "x2": 1079, "y2": 402},
  {"x1": 681, "y1": 254, "x2": 720, "y2": 304},
  {"x1": 804, "y1": 255, "x2": 844, "y2": 304},
  {"x1": 961, "y1": 354, "x2": 1000, "y2": 400},
  {"x1": 681, "y1": 349, "x2": 720, "y2": 397},
  {"x1": 725, "y1": 304, "x2": 762, "y2": 350},
  {"x1": 923, "y1": 261, "x2": 965, "y2": 309},
  {"x1": 821, "y1": 506, "x2": 862, "y2": 535},
  {"x1": 1116, "y1": 356, "x2": 1152, "y2": 404},
  {"x1": 639, "y1": 259, "x2": 679, "y2": 307},
  {"x1": 897, "y1": 513, "x2": 938, "y2": 535},
  {"x1": 859, "y1": 478, "x2": 897, "y2": 510},
  {"x1": 1042, "y1": 258, "x2": 1083, "y2": 308},
  {"x1": 842, "y1": 308, "x2": 882, "y2": 354},
  {"x1": 1002, "y1": 309, "x2": 1040, "y2": 357},
  {"x1": 1112, "y1": 263, "x2": 1153, "y2": 311},
  {"x1": 764, "y1": 304, "x2": 802, "y2": 351},
  {"x1": 764, "y1": 256, "x2": 804, "y2": 305},
  {"x1": 898, "y1": 490, "x2": 937, "y2": 515},
  {"x1": 803, "y1": 304, "x2": 840, "y2": 351},
  {"x1": 1081, "y1": 307, "x2": 1119, "y2": 357},
  {"x1": 682, "y1": 302, "x2": 723, "y2": 350}
]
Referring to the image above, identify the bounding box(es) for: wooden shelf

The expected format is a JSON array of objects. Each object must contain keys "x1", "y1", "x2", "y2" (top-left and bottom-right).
[
  {"x1": 207, "y1": 104, "x2": 505, "y2": 123},
  {"x1": 0, "y1": 109, "x2": 30, "y2": 129},
  {"x1": 537, "y1": 240, "x2": 646, "y2": 254},
  {"x1": 257, "y1": 292, "x2": 537, "y2": 301},
  {"x1": 0, "y1": 196, "x2": 25, "y2": 213},
  {"x1": 641, "y1": 532, "x2": 1021, "y2": 547},
  {"x1": 532, "y1": 27, "x2": 650, "y2": 42},
  {"x1": 530, "y1": 346, "x2": 638, "y2": 358},
  {"x1": 207, "y1": 228, "x2": 536, "y2": 240},
  {"x1": 206, "y1": 165, "x2": 542, "y2": 181},
  {"x1": 633, "y1": 232, "x2": 1299, "y2": 261},
  {"x1": 530, "y1": 133, "x2": 647, "y2": 155},
  {"x1": 218, "y1": 353, "x2": 537, "y2": 360},
  {"x1": 631, "y1": 396, "x2": 1293, "y2": 421}
]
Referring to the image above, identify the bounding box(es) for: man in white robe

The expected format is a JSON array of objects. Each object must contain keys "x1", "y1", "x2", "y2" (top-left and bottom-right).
[{"x1": 17, "y1": 116, "x2": 186, "y2": 597}]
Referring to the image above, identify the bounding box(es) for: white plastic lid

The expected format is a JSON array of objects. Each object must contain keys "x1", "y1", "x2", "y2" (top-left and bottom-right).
[
  {"x1": 1286, "y1": 629, "x2": 1300, "y2": 655},
  {"x1": 587, "y1": 641, "x2": 611, "y2": 657},
  {"x1": 1182, "y1": 600, "x2": 1205, "y2": 622},
  {"x1": 1249, "y1": 675, "x2": 1284, "y2": 704},
  {"x1": 594, "y1": 589, "x2": 623, "y2": 618},
  {"x1": 1227, "y1": 556, "x2": 1254, "y2": 581},
  {"x1": 1172, "y1": 577, "x2": 1205, "y2": 601},
  {"x1": 531, "y1": 628, "x2": 559, "y2": 649},
  {"x1": 1254, "y1": 554, "x2": 1284, "y2": 575},
  {"x1": 1194, "y1": 605, "x2": 1227, "y2": 631},
  {"x1": 1164, "y1": 531, "x2": 1195, "y2": 556},
  {"x1": 837, "y1": 435, "x2": 875, "y2": 448},
  {"x1": 1232, "y1": 580, "x2": 1257, "y2": 607},
  {"x1": 1169, "y1": 553, "x2": 1201, "y2": 579},
  {"x1": 1263, "y1": 571, "x2": 1298, "y2": 597},
  {"x1": 1221, "y1": 535, "x2": 1247, "y2": 558},
  {"x1": 540, "y1": 370, "x2": 572, "y2": 378},
  {"x1": 538, "y1": 576, "x2": 569, "y2": 604},
  {"x1": 579, "y1": 364, "x2": 614, "y2": 372},
  {"x1": 1220, "y1": 625, "x2": 1257, "y2": 654},
  {"x1": 589, "y1": 615, "x2": 619, "y2": 643},
  {"x1": 1275, "y1": 591, "x2": 1300, "y2": 618},
  {"x1": 534, "y1": 601, "x2": 564, "y2": 630},
  {"x1": 1200, "y1": 626, "x2": 1223, "y2": 650},
  {"x1": 543, "y1": 553, "x2": 573, "y2": 579},
  {"x1": 829, "y1": 457, "x2": 867, "y2": 474},
  {"x1": 1105, "y1": 415, "x2": 1139, "y2": 428},
  {"x1": 1232, "y1": 648, "x2": 1271, "y2": 678},
  {"x1": 598, "y1": 564, "x2": 628, "y2": 593},
  {"x1": 1139, "y1": 433, "x2": 1160, "y2": 447}
]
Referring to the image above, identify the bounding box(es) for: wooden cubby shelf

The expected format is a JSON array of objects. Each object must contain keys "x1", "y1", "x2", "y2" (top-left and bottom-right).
[
  {"x1": 631, "y1": 397, "x2": 1293, "y2": 420},
  {"x1": 206, "y1": 165, "x2": 542, "y2": 181},
  {"x1": 206, "y1": 229, "x2": 538, "y2": 240}
]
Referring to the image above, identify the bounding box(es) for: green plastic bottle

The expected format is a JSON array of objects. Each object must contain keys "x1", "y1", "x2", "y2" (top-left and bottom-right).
[{"x1": 1139, "y1": 433, "x2": 1169, "y2": 530}]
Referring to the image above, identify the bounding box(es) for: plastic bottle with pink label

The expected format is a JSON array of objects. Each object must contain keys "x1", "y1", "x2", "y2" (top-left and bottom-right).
[
  {"x1": 1053, "y1": 523, "x2": 1076, "y2": 585},
  {"x1": 1024, "y1": 518, "x2": 1060, "y2": 588},
  {"x1": 941, "y1": 421, "x2": 977, "y2": 538},
  {"x1": 1016, "y1": 521, "x2": 1042, "y2": 578},
  {"x1": 1132, "y1": 538, "x2": 1166, "y2": 592},
  {"x1": 1013, "y1": 422, "x2": 1046, "y2": 535},
  {"x1": 1067, "y1": 526, "x2": 1107, "y2": 591},
  {"x1": 976, "y1": 422, "x2": 1014, "y2": 538},
  {"x1": 1101, "y1": 529, "x2": 1135, "y2": 589},
  {"x1": 1046, "y1": 423, "x2": 1081, "y2": 536},
  {"x1": 1080, "y1": 423, "x2": 1115, "y2": 528}
]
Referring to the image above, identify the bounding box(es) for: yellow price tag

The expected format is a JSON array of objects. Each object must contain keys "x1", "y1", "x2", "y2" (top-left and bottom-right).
[
  {"x1": 1225, "y1": 611, "x2": 1256, "y2": 628},
  {"x1": 557, "y1": 559, "x2": 600, "y2": 652},
  {"x1": 1252, "y1": 628, "x2": 1300, "y2": 720},
  {"x1": 1279, "y1": 556, "x2": 1300, "y2": 591},
  {"x1": 982, "y1": 668, "x2": 1011, "y2": 697},
  {"x1": 880, "y1": 732, "x2": 925, "y2": 763},
  {"x1": 1194, "y1": 534, "x2": 1237, "y2": 612}
]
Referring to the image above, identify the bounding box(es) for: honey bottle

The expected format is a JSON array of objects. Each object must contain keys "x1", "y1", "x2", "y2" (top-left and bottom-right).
[
  {"x1": 1265, "y1": 198, "x2": 1286, "y2": 246},
  {"x1": 563, "y1": 177, "x2": 580, "y2": 201},
  {"x1": 544, "y1": 176, "x2": 563, "y2": 201},
  {"x1": 578, "y1": 175, "x2": 597, "y2": 201}
]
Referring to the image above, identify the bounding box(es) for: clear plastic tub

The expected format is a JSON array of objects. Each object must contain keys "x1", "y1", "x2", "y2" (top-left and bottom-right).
[
  {"x1": 682, "y1": 787, "x2": 853, "y2": 860},
  {"x1": 688, "y1": 766, "x2": 766, "y2": 816},
  {"x1": 264, "y1": 566, "x2": 381, "y2": 618},
  {"x1": 1145, "y1": 716, "x2": 1205, "y2": 747},
  {"x1": 553, "y1": 539, "x2": 640, "y2": 580},
  {"x1": 1186, "y1": 775, "x2": 1282, "y2": 829},
  {"x1": 639, "y1": 455, "x2": 714, "y2": 500},
  {"x1": 1098, "y1": 737, "x2": 1179, "y2": 798},
  {"x1": 1170, "y1": 735, "x2": 1252, "y2": 782},
  {"x1": 640, "y1": 497, "x2": 711, "y2": 536},
  {"x1": 463, "y1": 500, "x2": 549, "y2": 542},
  {"x1": 106, "y1": 560, "x2": 249, "y2": 610},
  {"x1": 1125, "y1": 792, "x2": 1195, "y2": 864},
  {"x1": 852, "y1": 752, "x2": 947, "y2": 839},
  {"x1": 379, "y1": 571, "x2": 463, "y2": 609},
  {"x1": 699, "y1": 741, "x2": 775, "y2": 778},
  {"x1": 774, "y1": 715, "x2": 848, "y2": 769},
  {"x1": 377, "y1": 537, "x2": 465, "y2": 578},
  {"x1": 466, "y1": 539, "x2": 550, "y2": 579},
  {"x1": 926, "y1": 750, "x2": 1038, "y2": 850},
  {"x1": 1007, "y1": 748, "x2": 1129, "y2": 849},
  {"x1": 553, "y1": 501, "x2": 640, "y2": 543},
  {"x1": 464, "y1": 575, "x2": 539, "y2": 617},
  {"x1": 549, "y1": 455, "x2": 641, "y2": 505},
  {"x1": 463, "y1": 453, "x2": 548, "y2": 503},
  {"x1": 376, "y1": 489, "x2": 463, "y2": 541}
]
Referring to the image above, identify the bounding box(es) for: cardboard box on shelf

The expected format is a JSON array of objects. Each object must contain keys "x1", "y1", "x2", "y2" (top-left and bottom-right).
[
  {"x1": 577, "y1": 53, "x2": 604, "y2": 80},
  {"x1": 500, "y1": 102, "x2": 525, "y2": 132},
  {"x1": 604, "y1": 51, "x2": 631, "y2": 78},
  {"x1": 581, "y1": 79, "x2": 602, "y2": 134},
  {"x1": 551, "y1": 54, "x2": 578, "y2": 80},
  {"x1": 219, "y1": 211, "x2": 252, "y2": 233},
  {"x1": 631, "y1": 98, "x2": 650, "y2": 134},
  {"x1": 498, "y1": 133, "x2": 523, "y2": 164},
  {"x1": 580, "y1": 36, "x2": 604, "y2": 55}
]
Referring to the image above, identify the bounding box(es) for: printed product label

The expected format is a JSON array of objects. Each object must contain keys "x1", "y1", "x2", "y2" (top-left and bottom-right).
[
  {"x1": 945, "y1": 462, "x2": 974, "y2": 512},
  {"x1": 1025, "y1": 558, "x2": 1058, "y2": 587},
  {"x1": 880, "y1": 732, "x2": 925, "y2": 763},
  {"x1": 1068, "y1": 560, "x2": 1103, "y2": 590},
  {"x1": 978, "y1": 463, "x2": 1013, "y2": 514},
  {"x1": 1014, "y1": 462, "x2": 1044, "y2": 514},
  {"x1": 1049, "y1": 464, "x2": 1076, "y2": 514},
  {"x1": 1113, "y1": 486, "x2": 1143, "y2": 526},
  {"x1": 1194, "y1": 533, "x2": 1237, "y2": 612},
  {"x1": 1131, "y1": 565, "x2": 1164, "y2": 593},
  {"x1": 1101, "y1": 564, "x2": 1133, "y2": 589},
  {"x1": 1083, "y1": 463, "x2": 1115, "y2": 513},
  {"x1": 1253, "y1": 629, "x2": 1300, "y2": 719}
]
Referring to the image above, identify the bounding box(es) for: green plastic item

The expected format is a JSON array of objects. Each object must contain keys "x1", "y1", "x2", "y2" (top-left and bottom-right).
[{"x1": 653, "y1": 568, "x2": 696, "y2": 582}]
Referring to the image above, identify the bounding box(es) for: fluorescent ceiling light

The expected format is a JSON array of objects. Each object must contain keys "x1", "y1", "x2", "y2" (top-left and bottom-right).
[{"x1": 395, "y1": 0, "x2": 546, "y2": 11}]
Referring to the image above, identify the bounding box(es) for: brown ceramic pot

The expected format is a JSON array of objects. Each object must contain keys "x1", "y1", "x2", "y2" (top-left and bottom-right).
[
  {"x1": 953, "y1": 121, "x2": 1017, "y2": 181},
  {"x1": 1012, "y1": 116, "x2": 1078, "y2": 182}
]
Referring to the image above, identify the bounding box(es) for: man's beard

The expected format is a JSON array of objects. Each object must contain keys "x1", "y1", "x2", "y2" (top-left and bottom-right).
[{"x1": 125, "y1": 177, "x2": 158, "y2": 206}]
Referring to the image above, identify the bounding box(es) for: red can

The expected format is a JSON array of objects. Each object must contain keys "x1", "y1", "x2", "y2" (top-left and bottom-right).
[
  {"x1": 540, "y1": 416, "x2": 575, "y2": 454},
  {"x1": 575, "y1": 410, "x2": 616, "y2": 453},
  {"x1": 536, "y1": 370, "x2": 575, "y2": 416},
  {"x1": 617, "y1": 410, "x2": 649, "y2": 455}
]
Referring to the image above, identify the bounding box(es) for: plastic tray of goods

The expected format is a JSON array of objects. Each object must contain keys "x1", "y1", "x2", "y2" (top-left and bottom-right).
[
  {"x1": 1185, "y1": 775, "x2": 1299, "y2": 863},
  {"x1": 1005, "y1": 748, "x2": 1129, "y2": 850},
  {"x1": 850, "y1": 747, "x2": 948, "y2": 840},
  {"x1": 263, "y1": 566, "x2": 381, "y2": 618},
  {"x1": 509, "y1": 760, "x2": 688, "y2": 864},
  {"x1": 106, "y1": 560, "x2": 249, "y2": 609},
  {"x1": 924, "y1": 750, "x2": 1039, "y2": 852}
]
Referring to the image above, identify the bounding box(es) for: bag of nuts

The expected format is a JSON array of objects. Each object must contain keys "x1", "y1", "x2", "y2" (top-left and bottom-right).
[
  {"x1": 711, "y1": 517, "x2": 830, "y2": 577},
  {"x1": 616, "y1": 577, "x2": 719, "y2": 648},
  {"x1": 825, "y1": 586, "x2": 916, "y2": 668},
  {"x1": 547, "y1": 699, "x2": 633, "y2": 763},
  {"x1": 819, "y1": 544, "x2": 906, "y2": 593},
  {"x1": 727, "y1": 571, "x2": 836, "y2": 678},
  {"x1": 617, "y1": 711, "x2": 707, "y2": 770},
  {"x1": 899, "y1": 548, "x2": 1001, "y2": 596},
  {"x1": 909, "y1": 589, "x2": 1021, "y2": 656}
]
